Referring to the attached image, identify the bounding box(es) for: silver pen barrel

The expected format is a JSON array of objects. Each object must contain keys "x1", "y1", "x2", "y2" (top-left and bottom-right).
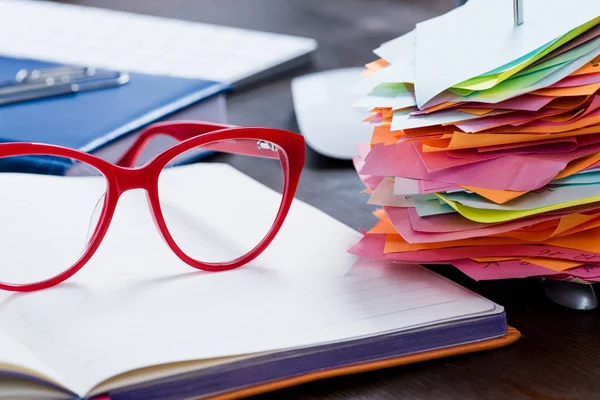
[{"x1": 514, "y1": 0, "x2": 524, "y2": 26}]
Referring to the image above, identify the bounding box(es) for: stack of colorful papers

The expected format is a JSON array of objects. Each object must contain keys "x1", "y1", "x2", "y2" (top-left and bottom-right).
[{"x1": 350, "y1": 0, "x2": 600, "y2": 283}]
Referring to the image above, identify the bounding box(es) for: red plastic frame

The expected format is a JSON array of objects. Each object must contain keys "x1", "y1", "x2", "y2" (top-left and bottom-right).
[{"x1": 0, "y1": 121, "x2": 305, "y2": 292}]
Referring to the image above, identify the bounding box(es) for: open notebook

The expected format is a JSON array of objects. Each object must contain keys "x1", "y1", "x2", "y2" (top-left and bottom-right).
[{"x1": 0, "y1": 163, "x2": 517, "y2": 400}]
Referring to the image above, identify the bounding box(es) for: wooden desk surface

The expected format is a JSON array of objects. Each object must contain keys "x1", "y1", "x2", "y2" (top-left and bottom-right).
[{"x1": 59, "y1": 1, "x2": 600, "y2": 398}]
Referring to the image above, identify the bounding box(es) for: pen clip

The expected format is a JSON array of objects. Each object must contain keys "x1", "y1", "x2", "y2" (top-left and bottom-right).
[{"x1": 15, "y1": 66, "x2": 92, "y2": 83}]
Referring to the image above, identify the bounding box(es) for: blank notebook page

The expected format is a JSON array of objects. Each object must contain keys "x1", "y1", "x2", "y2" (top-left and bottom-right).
[
  {"x1": 0, "y1": 164, "x2": 501, "y2": 398},
  {"x1": 0, "y1": 0, "x2": 317, "y2": 84}
]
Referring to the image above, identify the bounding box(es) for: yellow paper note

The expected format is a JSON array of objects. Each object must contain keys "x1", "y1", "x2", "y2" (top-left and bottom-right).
[{"x1": 436, "y1": 192, "x2": 600, "y2": 224}]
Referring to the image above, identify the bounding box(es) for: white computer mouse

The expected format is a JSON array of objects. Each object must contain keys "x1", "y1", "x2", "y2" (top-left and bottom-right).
[{"x1": 291, "y1": 67, "x2": 373, "y2": 160}]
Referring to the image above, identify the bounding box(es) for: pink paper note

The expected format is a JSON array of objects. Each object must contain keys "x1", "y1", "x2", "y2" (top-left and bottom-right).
[
  {"x1": 455, "y1": 108, "x2": 561, "y2": 133},
  {"x1": 360, "y1": 142, "x2": 566, "y2": 191},
  {"x1": 559, "y1": 264, "x2": 600, "y2": 279},
  {"x1": 348, "y1": 234, "x2": 387, "y2": 259},
  {"x1": 524, "y1": 141, "x2": 600, "y2": 163},
  {"x1": 418, "y1": 180, "x2": 462, "y2": 194},
  {"x1": 417, "y1": 95, "x2": 554, "y2": 115},
  {"x1": 476, "y1": 136, "x2": 578, "y2": 154},
  {"x1": 451, "y1": 259, "x2": 557, "y2": 280},
  {"x1": 576, "y1": 132, "x2": 600, "y2": 147},
  {"x1": 463, "y1": 94, "x2": 555, "y2": 112},
  {"x1": 548, "y1": 72, "x2": 600, "y2": 88},
  {"x1": 348, "y1": 234, "x2": 600, "y2": 282},
  {"x1": 516, "y1": 96, "x2": 600, "y2": 129},
  {"x1": 451, "y1": 259, "x2": 600, "y2": 281},
  {"x1": 383, "y1": 245, "x2": 600, "y2": 263},
  {"x1": 411, "y1": 109, "x2": 436, "y2": 116},
  {"x1": 444, "y1": 134, "x2": 600, "y2": 158},
  {"x1": 357, "y1": 143, "x2": 372, "y2": 159},
  {"x1": 370, "y1": 115, "x2": 383, "y2": 124},
  {"x1": 587, "y1": 160, "x2": 600, "y2": 170},
  {"x1": 386, "y1": 207, "x2": 564, "y2": 243},
  {"x1": 412, "y1": 141, "x2": 500, "y2": 173},
  {"x1": 348, "y1": 235, "x2": 600, "y2": 263},
  {"x1": 353, "y1": 156, "x2": 383, "y2": 191}
]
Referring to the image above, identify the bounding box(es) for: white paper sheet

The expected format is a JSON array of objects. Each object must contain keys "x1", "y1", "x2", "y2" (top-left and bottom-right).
[
  {"x1": 391, "y1": 109, "x2": 492, "y2": 131},
  {"x1": 374, "y1": 30, "x2": 416, "y2": 64},
  {"x1": 0, "y1": 164, "x2": 500, "y2": 397},
  {"x1": 393, "y1": 176, "x2": 421, "y2": 196},
  {"x1": 0, "y1": 330, "x2": 66, "y2": 389},
  {"x1": 368, "y1": 177, "x2": 415, "y2": 207},
  {"x1": 414, "y1": 0, "x2": 600, "y2": 107}
]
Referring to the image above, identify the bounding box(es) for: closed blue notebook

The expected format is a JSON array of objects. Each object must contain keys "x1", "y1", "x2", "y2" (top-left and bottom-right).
[{"x1": 0, "y1": 56, "x2": 230, "y2": 174}]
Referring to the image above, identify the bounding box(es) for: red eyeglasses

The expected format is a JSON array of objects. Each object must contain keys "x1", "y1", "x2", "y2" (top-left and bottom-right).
[{"x1": 0, "y1": 121, "x2": 305, "y2": 292}]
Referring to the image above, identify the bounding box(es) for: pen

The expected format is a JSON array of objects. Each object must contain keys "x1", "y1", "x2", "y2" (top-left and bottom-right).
[
  {"x1": 0, "y1": 72, "x2": 130, "y2": 106},
  {"x1": 514, "y1": 0, "x2": 524, "y2": 26}
]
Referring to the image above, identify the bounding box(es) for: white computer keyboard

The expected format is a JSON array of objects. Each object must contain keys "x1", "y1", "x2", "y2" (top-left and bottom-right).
[{"x1": 0, "y1": 0, "x2": 317, "y2": 85}]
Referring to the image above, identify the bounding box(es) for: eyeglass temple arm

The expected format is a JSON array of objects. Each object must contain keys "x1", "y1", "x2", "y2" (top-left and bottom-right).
[{"x1": 116, "y1": 121, "x2": 280, "y2": 167}]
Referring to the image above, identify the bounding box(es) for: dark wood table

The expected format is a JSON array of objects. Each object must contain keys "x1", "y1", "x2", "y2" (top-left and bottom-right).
[{"x1": 59, "y1": 1, "x2": 600, "y2": 398}]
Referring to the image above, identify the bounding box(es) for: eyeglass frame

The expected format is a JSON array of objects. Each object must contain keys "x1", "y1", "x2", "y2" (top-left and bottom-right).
[{"x1": 0, "y1": 121, "x2": 305, "y2": 292}]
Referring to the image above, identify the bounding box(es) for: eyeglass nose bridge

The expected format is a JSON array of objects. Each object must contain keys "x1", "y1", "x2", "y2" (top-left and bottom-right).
[{"x1": 112, "y1": 166, "x2": 156, "y2": 194}]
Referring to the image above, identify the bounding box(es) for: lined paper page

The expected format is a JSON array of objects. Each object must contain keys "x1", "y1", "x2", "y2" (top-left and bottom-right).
[{"x1": 0, "y1": 164, "x2": 500, "y2": 397}]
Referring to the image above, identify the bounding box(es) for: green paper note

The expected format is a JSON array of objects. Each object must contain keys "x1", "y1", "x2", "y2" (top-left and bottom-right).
[{"x1": 451, "y1": 16, "x2": 600, "y2": 92}]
